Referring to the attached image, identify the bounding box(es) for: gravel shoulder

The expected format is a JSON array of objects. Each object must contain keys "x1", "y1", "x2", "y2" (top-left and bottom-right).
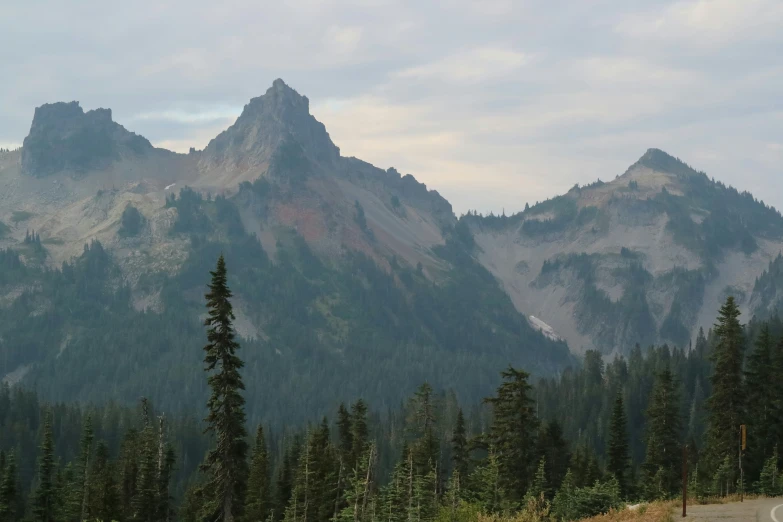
[{"x1": 682, "y1": 497, "x2": 783, "y2": 521}]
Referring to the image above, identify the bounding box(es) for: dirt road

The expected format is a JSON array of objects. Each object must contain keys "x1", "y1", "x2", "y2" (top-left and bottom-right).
[{"x1": 681, "y1": 497, "x2": 783, "y2": 521}]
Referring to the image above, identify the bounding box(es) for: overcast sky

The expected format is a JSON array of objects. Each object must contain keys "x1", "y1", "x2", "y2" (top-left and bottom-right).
[{"x1": 1, "y1": 0, "x2": 781, "y2": 214}]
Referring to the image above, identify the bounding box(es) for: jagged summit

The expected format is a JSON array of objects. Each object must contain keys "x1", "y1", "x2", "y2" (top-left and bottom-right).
[
  {"x1": 21, "y1": 101, "x2": 153, "y2": 177},
  {"x1": 199, "y1": 79, "x2": 340, "y2": 174}
]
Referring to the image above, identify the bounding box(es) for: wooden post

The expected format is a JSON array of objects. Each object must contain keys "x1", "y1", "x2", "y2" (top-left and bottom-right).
[
  {"x1": 739, "y1": 425, "x2": 745, "y2": 502},
  {"x1": 682, "y1": 444, "x2": 687, "y2": 518}
]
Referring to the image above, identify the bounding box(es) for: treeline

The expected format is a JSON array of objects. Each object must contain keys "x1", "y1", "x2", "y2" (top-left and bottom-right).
[{"x1": 1, "y1": 260, "x2": 782, "y2": 522}]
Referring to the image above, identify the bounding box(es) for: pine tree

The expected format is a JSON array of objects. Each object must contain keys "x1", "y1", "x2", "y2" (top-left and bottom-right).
[
  {"x1": 312, "y1": 419, "x2": 337, "y2": 522},
  {"x1": 379, "y1": 443, "x2": 411, "y2": 522},
  {"x1": 56, "y1": 465, "x2": 73, "y2": 522},
  {"x1": 157, "y1": 445, "x2": 177, "y2": 522},
  {"x1": 119, "y1": 428, "x2": 140, "y2": 520},
  {"x1": 772, "y1": 338, "x2": 783, "y2": 465},
  {"x1": 641, "y1": 367, "x2": 682, "y2": 499},
  {"x1": 201, "y1": 255, "x2": 249, "y2": 522},
  {"x1": 0, "y1": 452, "x2": 17, "y2": 522},
  {"x1": 704, "y1": 297, "x2": 745, "y2": 492},
  {"x1": 245, "y1": 426, "x2": 271, "y2": 522},
  {"x1": 525, "y1": 457, "x2": 547, "y2": 501},
  {"x1": 88, "y1": 441, "x2": 120, "y2": 522},
  {"x1": 536, "y1": 420, "x2": 570, "y2": 498},
  {"x1": 334, "y1": 406, "x2": 352, "y2": 519},
  {"x1": 451, "y1": 409, "x2": 468, "y2": 480},
  {"x1": 757, "y1": 446, "x2": 780, "y2": 496},
  {"x1": 74, "y1": 414, "x2": 94, "y2": 522},
  {"x1": 744, "y1": 324, "x2": 776, "y2": 481},
  {"x1": 350, "y1": 400, "x2": 369, "y2": 472},
  {"x1": 687, "y1": 378, "x2": 706, "y2": 443},
  {"x1": 273, "y1": 437, "x2": 300, "y2": 522},
  {"x1": 411, "y1": 466, "x2": 437, "y2": 522},
  {"x1": 406, "y1": 383, "x2": 439, "y2": 478},
  {"x1": 550, "y1": 469, "x2": 576, "y2": 522},
  {"x1": 33, "y1": 410, "x2": 57, "y2": 522},
  {"x1": 606, "y1": 393, "x2": 630, "y2": 498},
  {"x1": 337, "y1": 404, "x2": 353, "y2": 461},
  {"x1": 133, "y1": 399, "x2": 158, "y2": 522},
  {"x1": 442, "y1": 470, "x2": 462, "y2": 521},
  {"x1": 285, "y1": 420, "x2": 336, "y2": 522},
  {"x1": 484, "y1": 366, "x2": 539, "y2": 503},
  {"x1": 335, "y1": 444, "x2": 376, "y2": 522},
  {"x1": 155, "y1": 414, "x2": 176, "y2": 522},
  {"x1": 469, "y1": 448, "x2": 508, "y2": 514}
]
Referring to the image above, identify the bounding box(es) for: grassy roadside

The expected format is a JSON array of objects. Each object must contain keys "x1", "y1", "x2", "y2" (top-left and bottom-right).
[{"x1": 578, "y1": 502, "x2": 677, "y2": 522}]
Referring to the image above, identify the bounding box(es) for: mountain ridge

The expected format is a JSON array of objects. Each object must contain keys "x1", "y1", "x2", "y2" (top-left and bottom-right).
[
  {"x1": 466, "y1": 146, "x2": 783, "y2": 353},
  {"x1": 0, "y1": 80, "x2": 577, "y2": 423},
  {"x1": 1, "y1": 79, "x2": 782, "y2": 415}
]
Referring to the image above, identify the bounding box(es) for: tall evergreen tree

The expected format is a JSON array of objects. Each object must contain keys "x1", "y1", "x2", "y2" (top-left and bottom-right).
[
  {"x1": 772, "y1": 337, "x2": 783, "y2": 465},
  {"x1": 337, "y1": 404, "x2": 353, "y2": 461},
  {"x1": 606, "y1": 393, "x2": 630, "y2": 498},
  {"x1": 73, "y1": 414, "x2": 94, "y2": 522},
  {"x1": 155, "y1": 414, "x2": 177, "y2": 522},
  {"x1": 484, "y1": 366, "x2": 538, "y2": 504},
  {"x1": 704, "y1": 296, "x2": 745, "y2": 492},
  {"x1": 641, "y1": 367, "x2": 682, "y2": 499},
  {"x1": 201, "y1": 255, "x2": 249, "y2": 522},
  {"x1": 451, "y1": 409, "x2": 468, "y2": 480},
  {"x1": 406, "y1": 383, "x2": 439, "y2": 477},
  {"x1": 245, "y1": 426, "x2": 271, "y2": 522},
  {"x1": 119, "y1": 428, "x2": 140, "y2": 520},
  {"x1": 349, "y1": 400, "x2": 369, "y2": 472},
  {"x1": 133, "y1": 400, "x2": 158, "y2": 522},
  {"x1": 157, "y1": 445, "x2": 177, "y2": 522},
  {"x1": 33, "y1": 410, "x2": 57, "y2": 522},
  {"x1": 744, "y1": 324, "x2": 776, "y2": 480}
]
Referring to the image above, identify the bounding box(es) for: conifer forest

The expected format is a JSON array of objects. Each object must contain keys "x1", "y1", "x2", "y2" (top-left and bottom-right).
[{"x1": 1, "y1": 257, "x2": 782, "y2": 522}]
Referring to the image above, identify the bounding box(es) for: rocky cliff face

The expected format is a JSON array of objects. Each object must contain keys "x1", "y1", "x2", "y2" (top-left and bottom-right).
[
  {"x1": 469, "y1": 149, "x2": 783, "y2": 354},
  {"x1": 21, "y1": 102, "x2": 154, "y2": 177},
  {"x1": 2, "y1": 80, "x2": 456, "y2": 283},
  {"x1": 199, "y1": 79, "x2": 340, "y2": 181}
]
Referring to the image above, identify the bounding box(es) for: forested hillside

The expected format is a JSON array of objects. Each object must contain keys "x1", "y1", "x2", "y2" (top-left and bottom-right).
[
  {"x1": 1, "y1": 259, "x2": 781, "y2": 522},
  {"x1": 0, "y1": 204, "x2": 571, "y2": 426}
]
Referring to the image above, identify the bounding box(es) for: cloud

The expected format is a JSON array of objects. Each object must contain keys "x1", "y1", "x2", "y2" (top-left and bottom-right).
[
  {"x1": 324, "y1": 25, "x2": 364, "y2": 55},
  {"x1": 394, "y1": 46, "x2": 529, "y2": 84},
  {"x1": 616, "y1": 0, "x2": 783, "y2": 49}
]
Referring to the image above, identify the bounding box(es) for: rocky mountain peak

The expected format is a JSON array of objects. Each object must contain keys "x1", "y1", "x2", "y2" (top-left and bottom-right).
[
  {"x1": 21, "y1": 101, "x2": 153, "y2": 177},
  {"x1": 199, "y1": 79, "x2": 340, "y2": 175},
  {"x1": 632, "y1": 148, "x2": 703, "y2": 179}
]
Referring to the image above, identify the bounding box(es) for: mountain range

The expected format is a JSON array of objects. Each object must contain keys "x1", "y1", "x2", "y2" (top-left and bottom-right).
[{"x1": 1, "y1": 79, "x2": 780, "y2": 422}]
